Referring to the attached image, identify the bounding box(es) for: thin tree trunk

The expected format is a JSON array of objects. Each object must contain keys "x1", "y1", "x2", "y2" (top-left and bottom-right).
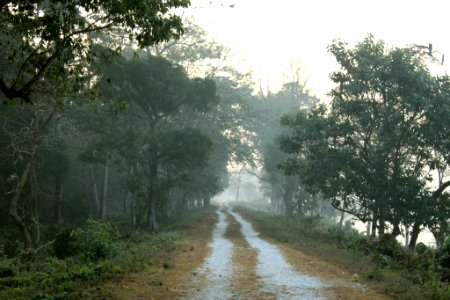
[
  {"x1": 124, "y1": 191, "x2": 131, "y2": 215},
  {"x1": 371, "y1": 216, "x2": 378, "y2": 237},
  {"x1": 204, "y1": 194, "x2": 211, "y2": 207},
  {"x1": 54, "y1": 175, "x2": 64, "y2": 225},
  {"x1": 90, "y1": 165, "x2": 100, "y2": 217},
  {"x1": 235, "y1": 171, "x2": 241, "y2": 202},
  {"x1": 100, "y1": 159, "x2": 109, "y2": 220},
  {"x1": 9, "y1": 155, "x2": 34, "y2": 249},
  {"x1": 57, "y1": 186, "x2": 64, "y2": 225},
  {"x1": 148, "y1": 153, "x2": 158, "y2": 232},
  {"x1": 366, "y1": 221, "x2": 371, "y2": 236},
  {"x1": 34, "y1": 189, "x2": 40, "y2": 244},
  {"x1": 405, "y1": 224, "x2": 409, "y2": 247},
  {"x1": 339, "y1": 211, "x2": 345, "y2": 227}
]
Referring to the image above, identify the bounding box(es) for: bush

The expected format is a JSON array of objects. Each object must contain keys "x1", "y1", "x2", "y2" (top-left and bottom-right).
[
  {"x1": 54, "y1": 219, "x2": 120, "y2": 261},
  {"x1": 54, "y1": 226, "x2": 79, "y2": 258},
  {"x1": 72, "y1": 219, "x2": 120, "y2": 261}
]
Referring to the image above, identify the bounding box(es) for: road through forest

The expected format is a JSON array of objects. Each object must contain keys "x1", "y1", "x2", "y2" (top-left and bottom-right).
[{"x1": 183, "y1": 208, "x2": 389, "y2": 300}]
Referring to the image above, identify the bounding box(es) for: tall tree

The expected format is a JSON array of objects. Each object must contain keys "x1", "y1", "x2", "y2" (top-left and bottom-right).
[
  {"x1": 100, "y1": 55, "x2": 218, "y2": 231},
  {"x1": 280, "y1": 36, "x2": 450, "y2": 247}
]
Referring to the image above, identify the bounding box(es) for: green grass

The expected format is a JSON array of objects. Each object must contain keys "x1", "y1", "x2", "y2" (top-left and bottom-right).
[
  {"x1": 0, "y1": 208, "x2": 212, "y2": 300},
  {"x1": 234, "y1": 206, "x2": 450, "y2": 300}
]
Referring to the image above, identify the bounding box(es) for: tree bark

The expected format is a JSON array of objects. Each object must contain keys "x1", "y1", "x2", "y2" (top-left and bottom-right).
[
  {"x1": 371, "y1": 216, "x2": 378, "y2": 237},
  {"x1": 90, "y1": 165, "x2": 100, "y2": 217},
  {"x1": 366, "y1": 221, "x2": 371, "y2": 236},
  {"x1": 54, "y1": 171, "x2": 65, "y2": 225},
  {"x1": 405, "y1": 224, "x2": 410, "y2": 247},
  {"x1": 56, "y1": 185, "x2": 64, "y2": 225},
  {"x1": 148, "y1": 153, "x2": 158, "y2": 232},
  {"x1": 9, "y1": 155, "x2": 34, "y2": 249},
  {"x1": 100, "y1": 159, "x2": 109, "y2": 220},
  {"x1": 392, "y1": 221, "x2": 401, "y2": 238},
  {"x1": 339, "y1": 211, "x2": 345, "y2": 227},
  {"x1": 409, "y1": 221, "x2": 422, "y2": 249}
]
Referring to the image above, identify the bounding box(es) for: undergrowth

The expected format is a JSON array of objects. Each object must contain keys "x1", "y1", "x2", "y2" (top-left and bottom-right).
[
  {"x1": 0, "y1": 209, "x2": 211, "y2": 300},
  {"x1": 235, "y1": 206, "x2": 450, "y2": 300}
]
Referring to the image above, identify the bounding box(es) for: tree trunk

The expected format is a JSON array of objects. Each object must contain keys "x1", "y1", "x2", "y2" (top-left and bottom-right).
[
  {"x1": 339, "y1": 211, "x2": 345, "y2": 227},
  {"x1": 405, "y1": 224, "x2": 410, "y2": 247},
  {"x1": 371, "y1": 216, "x2": 378, "y2": 237},
  {"x1": 204, "y1": 194, "x2": 211, "y2": 207},
  {"x1": 392, "y1": 221, "x2": 401, "y2": 238},
  {"x1": 90, "y1": 165, "x2": 100, "y2": 217},
  {"x1": 148, "y1": 154, "x2": 158, "y2": 232},
  {"x1": 100, "y1": 159, "x2": 109, "y2": 220},
  {"x1": 378, "y1": 217, "x2": 386, "y2": 237},
  {"x1": 284, "y1": 188, "x2": 294, "y2": 219},
  {"x1": 409, "y1": 221, "x2": 421, "y2": 249},
  {"x1": 235, "y1": 171, "x2": 241, "y2": 202},
  {"x1": 9, "y1": 155, "x2": 34, "y2": 249},
  {"x1": 130, "y1": 193, "x2": 137, "y2": 226},
  {"x1": 124, "y1": 191, "x2": 131, "y2": 215},
  {"x1": 56, "y1": 186, "x2": 64, "y2": 225},
  {"x1": 366, "y1": 221, "x2": 371, "y2": 236},
  {"x1": 54, "y1": 173, "x2": 64, "y2": 225}
]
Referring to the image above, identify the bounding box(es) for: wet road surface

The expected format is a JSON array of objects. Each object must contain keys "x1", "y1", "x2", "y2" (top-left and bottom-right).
[{"x1": 186, "y1": 207, "x2": 326, "y2": 299}]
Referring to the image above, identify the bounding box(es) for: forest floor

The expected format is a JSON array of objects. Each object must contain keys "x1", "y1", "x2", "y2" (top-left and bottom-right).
[{"x1": 99, "y1": 206, "x2": 391, "y2": 299}]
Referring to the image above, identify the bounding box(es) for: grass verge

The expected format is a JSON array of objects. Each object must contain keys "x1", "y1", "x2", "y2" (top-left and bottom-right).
[
  {"x1": 234, "y1": 206, "x2": 450, "y2": 300},
  {"x1": 0, "y1": 207, "x2": 217, "y2": 300}
]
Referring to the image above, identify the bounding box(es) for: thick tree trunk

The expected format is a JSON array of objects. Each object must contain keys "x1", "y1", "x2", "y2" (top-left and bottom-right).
[
  {"x1": 90, "y1": 165, "x2": 100, "y2": 217},
  {"x1": 100, "y1": 159, "x2": 109, "y2": 220},
  {"x1": 366, "y1": 221, "x2": 371, "y2": 236},
  {"x1": 409, "y1": 221, "x2": 421, "y2": 249},
  {"x1": 392, "y1": 221, "x2": 401, "y2": 238}
]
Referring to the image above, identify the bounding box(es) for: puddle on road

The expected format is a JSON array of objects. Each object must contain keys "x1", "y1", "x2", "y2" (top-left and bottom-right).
[
  {"x1": 185, "y1": 208, "x2": 234, "y2": 300},
  {"x1": 228, "y1": 209, "x2": 326, "y2": 300}
]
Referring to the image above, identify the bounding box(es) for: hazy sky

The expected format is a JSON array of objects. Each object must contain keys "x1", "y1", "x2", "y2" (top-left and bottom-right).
[{"x1": 184, "y1": 0, "x2": 450, "y2": 100}]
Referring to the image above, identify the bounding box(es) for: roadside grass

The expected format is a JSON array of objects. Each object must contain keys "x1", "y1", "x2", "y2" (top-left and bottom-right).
[
  {"x1": 234, "y1": 206, "x2": 450, "y2": 300},
  {"x1": 0, "y1": 207, "x2": 216, "y2": 300}
]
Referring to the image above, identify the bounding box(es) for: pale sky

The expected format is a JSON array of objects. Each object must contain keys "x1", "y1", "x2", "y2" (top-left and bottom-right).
[{"x1": 184, "y1": 0, "x2": 450, "y2": 100}]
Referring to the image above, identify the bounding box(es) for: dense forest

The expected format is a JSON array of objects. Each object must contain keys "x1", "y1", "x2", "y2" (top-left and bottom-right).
[{"x1": 1, "y1": 1, "x2": 449, "y2": 299}]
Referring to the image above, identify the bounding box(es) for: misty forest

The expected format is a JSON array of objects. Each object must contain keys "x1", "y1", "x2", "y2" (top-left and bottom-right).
[{"x1": 1, "y1": 1, "x2": 449, "y2": 299}]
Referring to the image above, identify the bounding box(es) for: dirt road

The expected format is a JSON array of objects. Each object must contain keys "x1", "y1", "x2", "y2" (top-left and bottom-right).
[
  {"x1": 184, "y1": 207, "x2": 389, "y2": 300},
  {"x1": 101, "y1": 207, "x2": 390, "y2": 299}
]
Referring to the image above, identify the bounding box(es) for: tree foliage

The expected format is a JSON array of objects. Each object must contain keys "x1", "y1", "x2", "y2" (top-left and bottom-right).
[{"x1": 280, "y1": 36, "x2": 450, "y2": 248}]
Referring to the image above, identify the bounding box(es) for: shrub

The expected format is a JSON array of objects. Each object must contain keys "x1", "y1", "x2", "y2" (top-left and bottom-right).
[
  {"x1": 53, "y1": 219, "x2": 120, "y2": 261},
  {"x1": 54, "y1": 226, "x2": 79, "y2": 259},
  {"x1": 72, "y1": 219, "x2": 120, "y2": 261}
]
